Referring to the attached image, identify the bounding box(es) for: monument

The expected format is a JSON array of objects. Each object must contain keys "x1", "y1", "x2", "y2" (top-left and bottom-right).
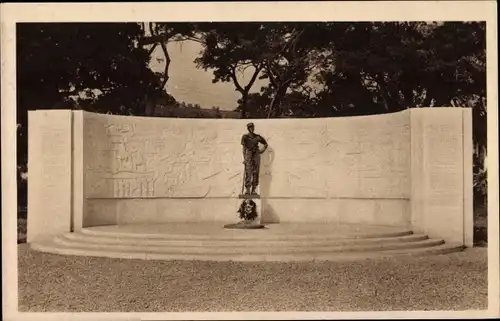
[
  {"x1": 224, "y1": 123, "x2": 267, "y2": 229},
  {"x1": 26, "y1": 108, "x2": 474, "y2": 261}
]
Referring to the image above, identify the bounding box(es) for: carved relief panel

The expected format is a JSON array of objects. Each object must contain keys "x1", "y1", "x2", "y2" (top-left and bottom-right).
[{"x1": 83, "y1": 112, "x2": 412, "y2": 200}]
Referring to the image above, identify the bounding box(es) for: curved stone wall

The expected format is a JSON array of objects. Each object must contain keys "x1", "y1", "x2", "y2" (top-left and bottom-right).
[
  {"x1": 84, "y1": 111, "x2": 412, "y2": 199},
  {"x1": 27, "y1": 108, "x2": 473, "y2": 246},
  {"x1": 81, "y1": 111, "x2": 411, "y2": 226}
]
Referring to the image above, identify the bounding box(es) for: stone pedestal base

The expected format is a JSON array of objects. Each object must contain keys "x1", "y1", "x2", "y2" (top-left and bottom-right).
[
  {"x1": 238, "y1": 194, "x2": 260, "y2": 199},
  {"x1": 223, "y1": 221, "x2": 265, "y2": 229},
  {"x1": 224, "y1": 195, "x2": 263, "y2": 228}
]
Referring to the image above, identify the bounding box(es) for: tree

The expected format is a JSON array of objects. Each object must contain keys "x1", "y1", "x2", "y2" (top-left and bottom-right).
[
  {"x1": 309, "y1": 22, "x2": 428, "y2": 115},
  {"x1": 311, "y1": 22, "x2": 485, "y2": 120},
  {"x1": 16, "y1": 22, "x2": 165, "y2": 207},
  {"x1": 139, "y1": 22, "x2": 200, "y2": 113},
  {"x1": 194, "y1": 22, "x2": 331, "y2": 118},
  {"x1": 212, "y1": 107, "x2": 223, "y2": 118},
  {"x1": 424, "y1": 22, "x2": 487, "y2": 177},
  {"x1": 310, "y1": 21, "x2": 486, "y2": 198},
  {"x1": 312, "y1": 22, "x2": 485, "y2": 110},
  {"x1": 257, "y1": 22, "x2": 329, "y2": 118},
  {"x1": 243, "y1": 89, "x2": 316, "y2": 119},
  {"x1": 194, "y1": 23, "x2": 266, "y2": 118}
]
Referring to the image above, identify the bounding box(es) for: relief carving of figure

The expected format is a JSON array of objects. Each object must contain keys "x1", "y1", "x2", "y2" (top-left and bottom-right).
[{"x1": 241, "y1": 122, "x2": 268, "y2": 195}]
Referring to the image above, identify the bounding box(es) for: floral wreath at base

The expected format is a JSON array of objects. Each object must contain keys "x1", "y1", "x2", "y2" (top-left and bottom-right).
[{"x1": 237, "y1": 199, "x2": 258, "y2": 221}]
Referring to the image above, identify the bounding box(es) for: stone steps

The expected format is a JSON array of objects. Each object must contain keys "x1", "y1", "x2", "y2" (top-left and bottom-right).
[
  {"x1": 53, "y1": 234, "x2": 442, "y2": 254},
  {"x1": 30, "y1": 239, "x2": 464, "y2": 262},
  {"x1": 78, "y1": 226, "x2": 413, "y2": 241},
  {"x1": 29, "y1": 223, "x2": 465, "y2": 262},
  {"x1": 60, "y1": 231, "x2": 430, "y2": 248}
]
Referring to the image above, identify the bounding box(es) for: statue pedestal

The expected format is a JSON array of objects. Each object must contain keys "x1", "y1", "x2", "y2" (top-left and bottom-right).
[
  {"x1": 238, "y1": 194, "x2": 260, "y2": 199},
  {"x1": 223, "y1": 220, "x2": 265, "y2": 229},
  {"x1": 224, "y1": 194, "x2": 264, "y2": 229}
]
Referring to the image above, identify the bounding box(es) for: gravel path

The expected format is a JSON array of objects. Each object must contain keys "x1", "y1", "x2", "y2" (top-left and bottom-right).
[{"x1": 18, "y1": 245, "x2": 487, "y2": 312}]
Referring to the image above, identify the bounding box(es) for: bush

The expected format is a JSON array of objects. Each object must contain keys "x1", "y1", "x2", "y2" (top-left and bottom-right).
[
  {"x1": 473, "y1": 167, "x2": 487, "y2": 201},
  {"x1": 18, "y1": 218, "x2": 27, "y2": 244}
]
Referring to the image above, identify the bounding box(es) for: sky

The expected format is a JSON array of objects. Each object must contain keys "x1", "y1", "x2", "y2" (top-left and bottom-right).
[{"x1": 148, "y1": 40, "x2": 268, "y2": 111}]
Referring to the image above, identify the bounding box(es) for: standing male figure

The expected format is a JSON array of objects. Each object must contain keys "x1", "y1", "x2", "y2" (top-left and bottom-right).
[{"x1": 241, "y1": 122, "x2": 268, "y2": 195}]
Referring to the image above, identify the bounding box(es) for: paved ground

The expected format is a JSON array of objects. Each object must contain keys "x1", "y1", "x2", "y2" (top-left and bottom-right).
[{"x1": 18, "y1": 245, "x2": 487, "y2": 312}]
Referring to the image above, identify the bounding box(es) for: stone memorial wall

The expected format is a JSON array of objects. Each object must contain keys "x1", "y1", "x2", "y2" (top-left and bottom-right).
[
  {"x1": 410, "y1": 108, "x2": 473, "y2": 245},
  {"x1": 81, "y1": 111, "x2": 411, "y2": 226},
  {"x1": 27, "y1": 108, "x2": 473, "y2": 246},
  {"x1": 27, "y1": 110, "x2": 73, "y2": 242}
]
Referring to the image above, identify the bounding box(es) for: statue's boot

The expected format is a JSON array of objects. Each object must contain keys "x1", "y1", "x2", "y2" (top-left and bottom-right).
[
  {"x1": 251, "y1": 187, "x2": 258, "y2": 195},
  {"x1": 245, "y1": 187, "x2": 251, "y2": 195}
]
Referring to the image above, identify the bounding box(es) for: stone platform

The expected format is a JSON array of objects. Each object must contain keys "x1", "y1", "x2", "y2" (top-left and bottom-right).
[
  {"x1": 223, "y1": 221, "x2": 265, "y2": 229},
  {"x1": 27, "y1": 109, "x2": 473, "y2": 247},
  {"x1": 29, "y1": 223, "x2": 464, "y2": 262}
]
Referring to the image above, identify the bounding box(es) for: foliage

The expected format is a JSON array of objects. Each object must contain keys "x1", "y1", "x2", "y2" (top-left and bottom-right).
[
  {"x1": 139, "y1": 22, "x2": 200, "y2": 99},
  {"x1": 16, "y1": 21, "x2": 487, "y2": 207},
  {"x1": 309, "y1": 22, "x2": 486, "y2": 114},
  {"x1": 193, "y1": 23, "x2": 267, "y2": 118},
  {"x1": 195, "y1": 21, "x2": 486, "y2": 199},
  {"x1": 309, "y1": 21, "x2": 487, "y2": 198},
  {"x1": 193, "y1": 21, "x2": 485, "y2": 120},
  {"x1": 154, "y1": 100, "x2": 237, "y2": 119},
  {"x1": 194, "y1": 22, "x2": 332, "y2": 118},
  {"x1": 212, "y1": 107, "x2": 223, "y2": 118},
  {"x1": 473, "y1": 149, "x2": 488, "y2": 202},
  {"x1": 241, "y1": 89, "x2": 315, "y2": 118},
  {"x1": 17, "y1": 23, "x2": 164, "y2": 116},
  {"x1": 256, "y1": 22, "x2": 331, "y2": 118},
  {"x1": 474, "y1": 168, "x2": 488, "y2": 201},
  {"x1": 16, "y1": 22, "x2": 166, "y2": 206}
]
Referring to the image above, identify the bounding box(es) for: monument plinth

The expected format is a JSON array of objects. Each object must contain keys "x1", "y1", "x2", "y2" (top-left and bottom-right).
[
  {"x1": 223, "y1": 220, "x2": 265, "y2": 229},
  {"x1": 224, "y1": 195, "x2": 264, "y2": 229},
  {"x1": 238, "y1": 194, "x2": 260, "y2": 199}
]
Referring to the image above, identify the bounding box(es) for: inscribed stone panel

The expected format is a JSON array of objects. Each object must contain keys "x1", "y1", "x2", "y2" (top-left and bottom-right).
[{"x1": 27, "y1": 110, "x2": 72, "y2": 242}]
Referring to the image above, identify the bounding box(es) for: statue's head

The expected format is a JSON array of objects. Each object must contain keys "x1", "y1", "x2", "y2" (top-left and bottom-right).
[{"x1": 247, "y1": 122, "x2": 255, "y2": 133}]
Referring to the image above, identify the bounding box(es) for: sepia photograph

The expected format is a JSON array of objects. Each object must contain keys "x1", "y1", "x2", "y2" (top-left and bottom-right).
[{"x1": 1, "y1": 1, "x2": 498, "y2": 320}]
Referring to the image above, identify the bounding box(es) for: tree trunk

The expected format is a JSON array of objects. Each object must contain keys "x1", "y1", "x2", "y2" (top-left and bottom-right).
[
  {"x1": 159, "y1": 41, "x2": 171, "y2": 91},
  {"x1": 268, "y1": 85, "x2": 288, "y2": 118},
  {"x1": 240, "y1": 92, "x2": 249, "y2": 119}
]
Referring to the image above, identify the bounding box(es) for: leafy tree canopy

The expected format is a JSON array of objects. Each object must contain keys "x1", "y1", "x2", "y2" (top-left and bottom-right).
[
  {"x1": 16, "y1": 22, "x2": 167, "y2": 206},
  {"x1": 16, "y1": 21, "x2": 487, "y2": 206},
  {"x1": 17, "y1": 22, "x2": 165, "y2": 118}
]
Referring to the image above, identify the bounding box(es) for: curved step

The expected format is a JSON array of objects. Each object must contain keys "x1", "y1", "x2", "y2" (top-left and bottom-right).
[
  {"x1": 53, "y1": 234, "x2": 441, "y2": 254},
  {"x1": 80, "y1": 223, "x2": 413, "y2": 241},
  {"x1": 30, "y1": 239, "x2": 464, "y2": 262},
  {"x1": 28, "y1": 224, "x2": 464, "y2": 262},
  {"x1": 60, "y1": 231, "x2": 429, "y2": 247}
]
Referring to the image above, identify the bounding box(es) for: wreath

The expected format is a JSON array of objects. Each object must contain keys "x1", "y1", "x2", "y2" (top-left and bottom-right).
[{"x1": 237, "y1": 199, "x2": 258, "y2": 221}]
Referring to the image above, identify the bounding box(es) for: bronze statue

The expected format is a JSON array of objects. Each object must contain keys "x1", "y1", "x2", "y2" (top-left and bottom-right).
[{"x1": 241, "y1": 122, "x2": 268, "y2": 195}]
